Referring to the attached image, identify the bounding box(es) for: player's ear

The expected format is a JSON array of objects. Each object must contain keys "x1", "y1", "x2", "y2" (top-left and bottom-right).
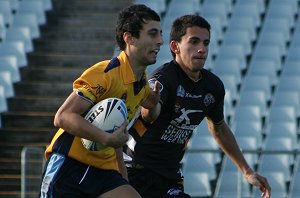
[
  {"x1": 170, "y1": 40, "x2": 179, "y2": 54},
  {"x1": 123, "y1": 32, "x2": 134, "y2": 45}
]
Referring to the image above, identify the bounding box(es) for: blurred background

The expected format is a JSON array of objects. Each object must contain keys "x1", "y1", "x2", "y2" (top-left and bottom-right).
[{"x1": 0, "y1": 0, "x2": 299, "y2": 197}]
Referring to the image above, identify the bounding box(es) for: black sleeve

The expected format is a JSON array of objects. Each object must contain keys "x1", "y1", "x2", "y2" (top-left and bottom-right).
[{"x1": 207, "y1": 79, "x2": 225, "y2": 124}]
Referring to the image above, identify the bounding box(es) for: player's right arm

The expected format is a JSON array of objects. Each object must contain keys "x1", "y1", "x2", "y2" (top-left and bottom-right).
[
  {"x1": 141, "y1": 80, "x2": 161, "y2": 122},
  {"x1": 54, "y1": 91, "x2": 128, "y2": 148}
]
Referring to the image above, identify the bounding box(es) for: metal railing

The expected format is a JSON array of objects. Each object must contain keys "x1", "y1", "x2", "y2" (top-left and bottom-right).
[{"x1": 21, "y1": 146, "x2": 46, "y2": 198}]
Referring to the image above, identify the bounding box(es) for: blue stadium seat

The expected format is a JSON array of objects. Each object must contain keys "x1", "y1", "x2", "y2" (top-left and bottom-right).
[
  {"x1": 217, "y1": 73, "x2": 239, "y2": 102},
  {"x1": 165, "y1": 0, "x2": 200, "y2": 19},
  {"x1": 231, "y1": 1, "x2": 262, "y2": 27},
  {"x1": 226, "y1": 16, "x2": 257, "y2": 41},
  {"x1": 0, "y1": 70, "x2": 14, "y2": 98},
  {"x1": 201, "y1": 2, "x2": 229, "y2": 29},
  {"x1": 258, "y1": 154, "x2": 292, "y2": 183},
  {"x1": 237, "y1": 90, "x2": 268, "y2": 117},
  {"x1": 272, "y1": 91, "x2": 300, "y2": 117},
  {"x1": 241, "y1": 74, "x2": 272, "y2": 101},
  {"x1": 0, "y1": 55, "x2": 20, "y2": 82},
  {"x1": 0, "y1": 85, "x2": 7, "y2": 113},
  {"x1": 252, "y1": 172, "x2": 287, "y2": 198},
  {"x1": 12, "y1": 13, "x2": 40, "y2": 39},
  {"x1": 184, "y1": 172, "x2": 212, "y2": 197},
  {"x1": 264, "y1": 121, "x2": 298, "y2": 149},
  {"x1": 183, "y1": 153, "x2": 217, "y2": 181},
  {"x1": 0, "y1": 40, "x2": 27, "y2": 67},
  {"x1": 247, "y1": 59, "x2": 279, "y2": 86},
  {"x1": 232, "y1": 120, "x2": 263, "y2": 150},
  {"x1": 256, "y1": 31, "x2": 287, "y2": 57},
  {"x1": 135, "y1": 0, "x2": 166, "y2": 17},
  {"x1": 214, "y1": 156, "x2": 253, "y2": 198},
  {"x1": 18, "y1": 0, "x2": 46, "y2": 25},
  {"x1": 0, "y1": 0, "x2": 13, "y2": 26},
  {"x1": 5, "y1": 26, "x2": 33, "y2": 53},
  {"x1": 232, "y1": 105, "x2": 262, "y2": 123},
  {"x1": 222, "y1": 29, "x2": 252, "y2": 56},
  {"x1": 251, "y1": 45, "x2": 282, "y2": 72},
  {"x1": 267, "y1": 105, "x2": 296, "y2": 124},
  {"x1": 217, "y1": 44, "x2": 247, "y2": 71},
  {"x1": 289, "y1": 156, "x2": 300, "y2": 198},
  {"x1": 213, "y1": 59, "x2": 241, "y2": 85}
]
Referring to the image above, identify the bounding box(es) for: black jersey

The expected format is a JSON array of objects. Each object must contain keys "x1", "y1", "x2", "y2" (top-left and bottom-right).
[{"x1": 129, "y1": 60, "x2": 225, "y2": 179}]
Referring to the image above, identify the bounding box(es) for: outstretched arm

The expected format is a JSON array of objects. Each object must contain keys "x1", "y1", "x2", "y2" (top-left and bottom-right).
[{"x1": 206, "y1": 118, "x2": 271, "y2": 198}]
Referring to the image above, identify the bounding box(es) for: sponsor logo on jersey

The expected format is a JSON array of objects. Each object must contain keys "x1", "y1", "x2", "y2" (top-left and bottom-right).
[
  {"x1": 204, "y1": 93, "x2": 215, "y2": 106},
  {"x1": 161, "y1": 108, "x2": 202, "y2": 144}
]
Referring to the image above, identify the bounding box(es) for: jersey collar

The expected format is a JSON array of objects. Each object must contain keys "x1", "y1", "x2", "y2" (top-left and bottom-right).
[{"x1": 118, "y1": 51, "x2": 139, "y2": 84}]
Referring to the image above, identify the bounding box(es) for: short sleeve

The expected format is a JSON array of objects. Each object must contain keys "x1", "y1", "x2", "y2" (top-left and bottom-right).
[
  {"x1": 207, "y1": 83, "x2": 225, "y2": 124},
  {"x1": 73, "y1": 65, "x2": 108, "y2": 104}
]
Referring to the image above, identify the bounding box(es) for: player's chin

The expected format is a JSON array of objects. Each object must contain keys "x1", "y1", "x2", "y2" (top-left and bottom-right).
[{"x1": 146, "y1": 58, "x2": 157, "y2": 66}]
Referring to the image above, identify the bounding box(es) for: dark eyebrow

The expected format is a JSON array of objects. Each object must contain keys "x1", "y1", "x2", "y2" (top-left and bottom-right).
[
  {"x1": 189, "y1": 36, "x2": 210, "y2": 42},
  {"x1": 148, "y1": 28, "x2": 160, "y2": 34}
]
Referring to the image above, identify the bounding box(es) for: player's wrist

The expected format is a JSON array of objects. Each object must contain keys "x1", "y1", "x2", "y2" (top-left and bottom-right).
[{"x1": 244, "y1": 167, "x2": 255, "y2": 178}]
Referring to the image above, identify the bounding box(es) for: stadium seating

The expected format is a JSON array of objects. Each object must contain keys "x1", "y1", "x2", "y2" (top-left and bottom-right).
[{"x1": 1, "y1": 0, "x2": 299, "y2": 196}]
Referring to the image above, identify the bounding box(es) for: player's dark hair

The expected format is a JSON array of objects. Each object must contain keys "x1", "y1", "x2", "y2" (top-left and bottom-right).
[
  {"x1": 116, "y1": 4, "x2": 161, "y2": 50},
  {"x1": 170, "y1": 15, "x2": 211, "y2": 58}
]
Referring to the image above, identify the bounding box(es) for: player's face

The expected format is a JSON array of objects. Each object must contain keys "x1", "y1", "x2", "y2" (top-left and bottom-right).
[
  {"x1": 133, "y1": 20, "x2": 163, "y2": 66},
  {"x1": 173, "y1": 26, "x2": 210, "y2": 77}
]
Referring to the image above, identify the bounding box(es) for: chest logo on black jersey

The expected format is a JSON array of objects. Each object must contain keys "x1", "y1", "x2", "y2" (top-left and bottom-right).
[{"x1": 204, "y1": 93, "x2": 215, "y2": 106}]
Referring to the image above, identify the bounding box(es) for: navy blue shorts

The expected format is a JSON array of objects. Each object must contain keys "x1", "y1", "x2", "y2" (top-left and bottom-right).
[
  {"x1": 39, "y1": 153, "x2": 128, "y2": 198},
  {"x1": 127, "y1": 166, "x2": 191, "y2": 198}
]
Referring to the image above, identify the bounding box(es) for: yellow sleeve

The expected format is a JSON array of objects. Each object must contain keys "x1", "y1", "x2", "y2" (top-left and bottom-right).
[{"x1": 73, "y1": 62, "x2": 110, "y2": 103}]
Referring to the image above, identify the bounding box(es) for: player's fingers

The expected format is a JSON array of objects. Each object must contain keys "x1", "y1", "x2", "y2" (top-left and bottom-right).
[{"x1": 153, "y1": 81, "x2": 160, "y2": 93}]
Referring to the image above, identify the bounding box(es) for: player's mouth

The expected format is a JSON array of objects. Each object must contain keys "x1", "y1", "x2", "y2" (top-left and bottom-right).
[{"x1": 151, "y1": 49, "x2": 160, "y2": 56}]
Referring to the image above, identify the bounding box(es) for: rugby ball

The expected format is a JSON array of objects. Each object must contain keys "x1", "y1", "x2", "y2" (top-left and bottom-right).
[{"x1": 81, "y1": 98, "x2": 128, "y2": 151}]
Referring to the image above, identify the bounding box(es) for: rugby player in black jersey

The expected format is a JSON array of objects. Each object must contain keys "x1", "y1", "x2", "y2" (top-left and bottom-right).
[{"x1": 126, "y1": 15, "x2": 271, "y2": 198}]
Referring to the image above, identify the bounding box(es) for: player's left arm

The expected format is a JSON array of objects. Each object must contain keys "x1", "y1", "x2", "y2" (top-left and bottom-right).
[
  {"x1": 116, "y1": 147, "x2": 128, "y2": 180},
  {"x1": 206, "y1": 118, "x2": 271, "y2": 198}
]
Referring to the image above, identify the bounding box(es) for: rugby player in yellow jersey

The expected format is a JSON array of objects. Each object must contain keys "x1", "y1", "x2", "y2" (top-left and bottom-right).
[{"x1": 39, "y1": 4, "x2": 162, "y2": 198}]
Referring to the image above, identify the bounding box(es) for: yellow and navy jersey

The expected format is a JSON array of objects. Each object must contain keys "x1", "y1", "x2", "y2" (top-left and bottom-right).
[{"x1": 45, "y1": 51, "x2": 150, "y2": 172}]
